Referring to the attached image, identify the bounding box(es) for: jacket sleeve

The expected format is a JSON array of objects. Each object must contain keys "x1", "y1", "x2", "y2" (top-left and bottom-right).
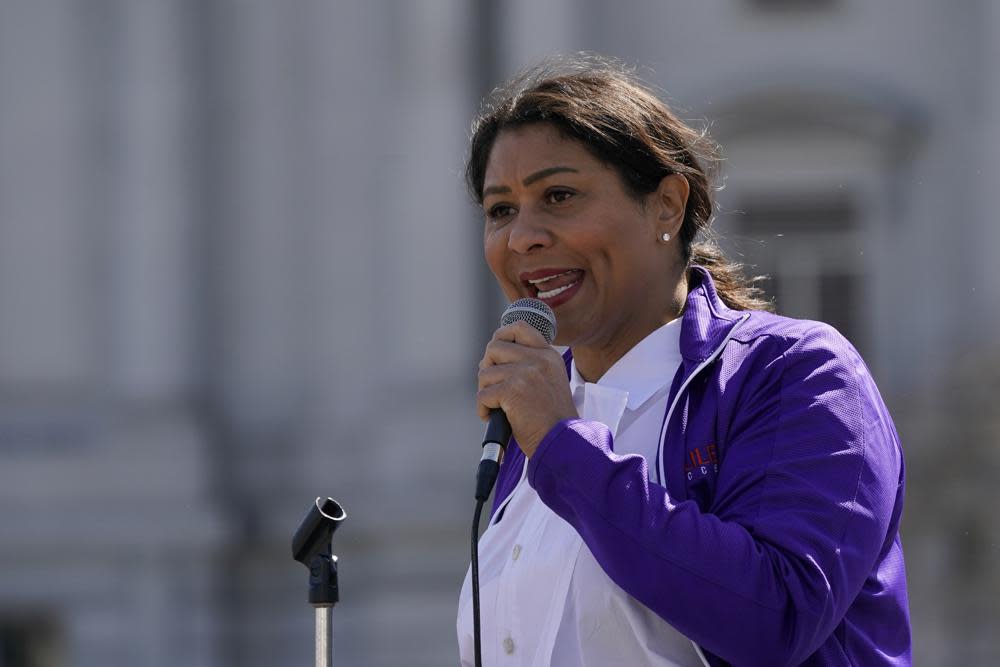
[{"x1": 526, "y1": 326, "x2": 902, "y2": 666}]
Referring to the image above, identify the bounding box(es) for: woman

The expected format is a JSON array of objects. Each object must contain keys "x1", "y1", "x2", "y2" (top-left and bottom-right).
[{"x1": 457, "y1": 57, "x2": 910, "y2": 667}]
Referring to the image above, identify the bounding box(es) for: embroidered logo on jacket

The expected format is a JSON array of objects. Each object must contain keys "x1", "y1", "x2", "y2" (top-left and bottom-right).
[{"x1": 684, "y1": 444, "x2": 719, "y2": 480}]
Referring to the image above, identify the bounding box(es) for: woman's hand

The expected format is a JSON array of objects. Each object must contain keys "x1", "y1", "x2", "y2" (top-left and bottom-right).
[{"x1": 477, "y1": 320, "x2": 578, "y2": 457}]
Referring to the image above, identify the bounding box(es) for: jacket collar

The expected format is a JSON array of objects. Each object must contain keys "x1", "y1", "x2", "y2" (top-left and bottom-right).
[{"x1": 679, "y1": 265, "x2": 746, "y2": 365}]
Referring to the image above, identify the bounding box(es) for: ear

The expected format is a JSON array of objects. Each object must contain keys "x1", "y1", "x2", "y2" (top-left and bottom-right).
[{"x1": 653, "y1": 173, "x2": 689, "y2": 239}]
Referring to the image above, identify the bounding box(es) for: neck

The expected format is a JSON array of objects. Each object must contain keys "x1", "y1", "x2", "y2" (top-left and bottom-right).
[{"x1": 572, "y1": 274, "x2": 688, "y2": 383}]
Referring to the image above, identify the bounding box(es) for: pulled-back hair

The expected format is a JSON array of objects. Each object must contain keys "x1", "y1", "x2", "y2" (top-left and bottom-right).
[{"x1": 467, "y1": 55, "x2": 772, "y2": 312}]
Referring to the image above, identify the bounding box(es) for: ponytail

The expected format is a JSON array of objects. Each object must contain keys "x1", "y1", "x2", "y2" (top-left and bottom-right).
[{"x1": 689, "y1": 241, "x2": 773, "y2": 312}]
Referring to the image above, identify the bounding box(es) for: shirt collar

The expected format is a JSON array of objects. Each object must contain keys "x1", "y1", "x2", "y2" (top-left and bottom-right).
[{"x1": 569, "y1": 317, "x2": 682, "y2": 411}]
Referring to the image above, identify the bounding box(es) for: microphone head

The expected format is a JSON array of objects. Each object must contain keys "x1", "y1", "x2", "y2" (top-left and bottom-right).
[{"x1": 500, "y1": 298, "x2": 557, "y2": 344}]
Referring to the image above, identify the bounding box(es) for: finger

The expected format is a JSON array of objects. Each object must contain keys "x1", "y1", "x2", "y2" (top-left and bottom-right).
[
  {"x1": 479, "y1": 363, "x2": 526, "y2": 393},
  {"x1": 476, "y1": 382, "x2": 505, "y2": 415},
  {"x1": 479, "y1": 339, "x2": 542, "y2": 370}
]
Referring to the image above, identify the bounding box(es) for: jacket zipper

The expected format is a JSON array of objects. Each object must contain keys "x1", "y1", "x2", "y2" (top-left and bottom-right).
[{"x1": 655, "y1": 313, "x2": 749, "y2": 490}]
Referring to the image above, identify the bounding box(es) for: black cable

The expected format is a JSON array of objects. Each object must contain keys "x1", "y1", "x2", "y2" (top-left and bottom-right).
[{"x1": 471, "y1": 498, "x2": 485, "y2": 667}]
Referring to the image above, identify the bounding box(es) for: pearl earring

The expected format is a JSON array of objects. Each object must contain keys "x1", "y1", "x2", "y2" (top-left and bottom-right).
[{"x1": 661, "y1": 232, "x2": 671, "y2": 242}]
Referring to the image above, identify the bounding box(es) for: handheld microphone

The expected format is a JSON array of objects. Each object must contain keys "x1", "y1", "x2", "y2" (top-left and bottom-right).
[{"x1": 474, "y1": 298, "x2": 557, "y2": 501}]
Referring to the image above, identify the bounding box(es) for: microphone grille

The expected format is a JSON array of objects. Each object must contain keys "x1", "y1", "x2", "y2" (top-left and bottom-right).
[{"x1": 500, "y1": 298, "x2": 557, "y2": 344}]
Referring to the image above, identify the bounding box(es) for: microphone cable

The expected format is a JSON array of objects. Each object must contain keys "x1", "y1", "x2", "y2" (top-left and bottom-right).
[{"x1": 471, "y1": 498, "x2": 486, "y2": 667}]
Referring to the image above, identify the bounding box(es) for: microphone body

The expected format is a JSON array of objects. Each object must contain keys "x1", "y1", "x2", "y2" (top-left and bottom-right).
[
  {"x1": 475, "y1": 299, "x2": 556, "y2": 501},
  {"x1": 476, "y1": 409, "x2": 512, "y2": 501}
]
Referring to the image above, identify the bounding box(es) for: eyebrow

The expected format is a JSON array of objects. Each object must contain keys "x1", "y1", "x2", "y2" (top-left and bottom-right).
[{"x1": 482, "y1": 166, "x2": 580, "y2": 198}]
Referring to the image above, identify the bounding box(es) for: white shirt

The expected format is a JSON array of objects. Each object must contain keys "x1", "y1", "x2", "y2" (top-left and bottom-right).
[{"x1": 458, "y1": 319, "x2": 705, "y2": 667}]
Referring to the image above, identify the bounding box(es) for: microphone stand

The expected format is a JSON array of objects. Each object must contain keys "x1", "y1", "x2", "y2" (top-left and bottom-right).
[{"x1": 293, "y1": 497, "x2": 347, "y2": 667}]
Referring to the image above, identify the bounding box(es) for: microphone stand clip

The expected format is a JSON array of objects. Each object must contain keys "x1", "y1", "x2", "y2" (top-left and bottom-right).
[{"x1": 293, "y1": 497, "x2": 347, "y2": 667}]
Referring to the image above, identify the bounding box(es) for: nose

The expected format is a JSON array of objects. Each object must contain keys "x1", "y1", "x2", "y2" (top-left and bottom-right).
[{"x1": 507, "y1": 211, "x2": 552, "y2": 254}]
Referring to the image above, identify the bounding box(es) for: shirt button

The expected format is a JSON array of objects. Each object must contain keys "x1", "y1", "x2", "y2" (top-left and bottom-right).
[
  {"x1": 503, "y1": 636, "x2": 515, "y2": 654},
  {"x1": 512, "y1": 544, "x2": 521, "y2": 561}
]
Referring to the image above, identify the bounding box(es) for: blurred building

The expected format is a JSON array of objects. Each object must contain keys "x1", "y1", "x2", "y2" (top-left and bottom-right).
[{"x1": 0, "y1": 1, "x2": 997, "y2": 665}]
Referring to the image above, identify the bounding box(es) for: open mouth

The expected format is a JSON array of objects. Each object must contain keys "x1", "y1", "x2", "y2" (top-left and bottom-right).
[{"x1": 522, "y1": 269, "x2": 584, "y2": 301}]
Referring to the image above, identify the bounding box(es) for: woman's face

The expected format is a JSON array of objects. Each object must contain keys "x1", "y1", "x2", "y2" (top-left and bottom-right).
[{"x1": 482, "y1": 123, "x2": 686, "y2": 356}]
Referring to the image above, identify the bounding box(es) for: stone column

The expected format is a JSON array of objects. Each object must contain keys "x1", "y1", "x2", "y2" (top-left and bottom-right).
[
  {"x1": 973, "y1": 0, "x2": 1000, "y2": 333},
  {"x1": 109, "y1": 0, "x2": 203, "y2": 404},
  {"x1": 206, "y1": 0, "x2": 306, "y2": 443},
  {"x1": 0, "y1": 0, "x2": 102, "y2": 392}
]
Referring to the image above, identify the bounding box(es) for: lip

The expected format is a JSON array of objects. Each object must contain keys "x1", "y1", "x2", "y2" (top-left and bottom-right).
[
  {"x1": 518, "y1": 267, "x2": 580, "y2": 283},
  {"x1": 517, "y1": 267, "x2": 585, "y2": 309},
  {"x1": 537, "y1": 277, "x2": 583, "y2": 309}
]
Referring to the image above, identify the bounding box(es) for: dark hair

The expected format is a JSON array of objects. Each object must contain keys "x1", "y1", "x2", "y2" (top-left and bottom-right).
[{"x1": 466, "y1": 55, "x2": 772, "y2": 312}]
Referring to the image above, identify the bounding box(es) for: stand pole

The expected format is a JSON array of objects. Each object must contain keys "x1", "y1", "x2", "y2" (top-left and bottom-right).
[{"x1": 316, "y1": 607, "x2": 333, "y2": 667}]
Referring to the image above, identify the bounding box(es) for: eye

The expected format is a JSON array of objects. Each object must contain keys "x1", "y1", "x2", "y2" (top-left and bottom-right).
[
  {"x1": 545, "y1": 188, "x2": 575, "y2": 204},
  {"x1": 486, "y1": 203, "x2": 515, "y2": 221}
]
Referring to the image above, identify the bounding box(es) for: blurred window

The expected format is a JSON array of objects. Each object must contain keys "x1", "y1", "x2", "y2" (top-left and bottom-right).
[{"x1": 732, "y1": 190, "x2": 867, "y2": 352}]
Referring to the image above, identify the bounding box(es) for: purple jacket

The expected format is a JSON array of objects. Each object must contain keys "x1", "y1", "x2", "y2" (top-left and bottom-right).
[{"x1": 492, "y1": 267, "x2": 911, "y2": 666}]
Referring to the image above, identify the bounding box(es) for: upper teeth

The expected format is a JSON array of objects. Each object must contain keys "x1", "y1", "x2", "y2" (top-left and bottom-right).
[{"x1": 527, "y1": 270, "x2": 576, "y2": 285}]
